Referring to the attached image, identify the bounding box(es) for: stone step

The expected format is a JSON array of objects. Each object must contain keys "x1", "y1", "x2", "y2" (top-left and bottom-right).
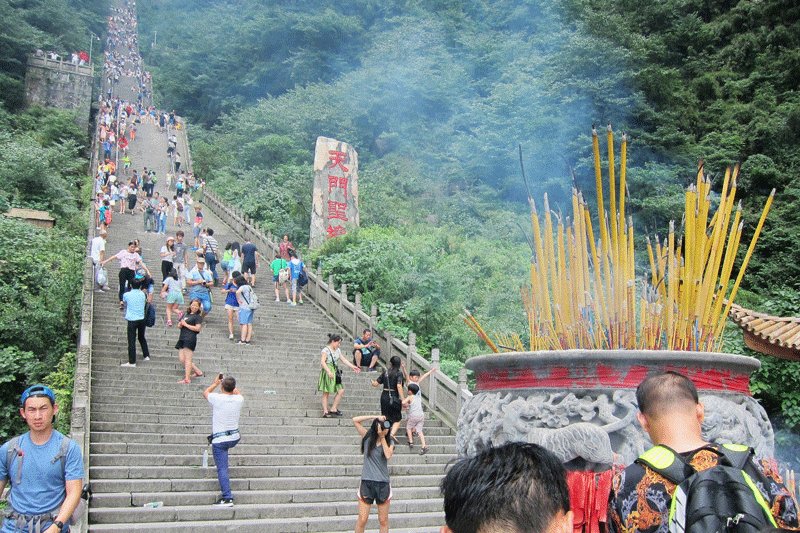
[
  {"x1": 88, "y1": 398, "x2": 416, "y2": 413},
  {"x1": 88, "y1": 513, "x2": 443, "y2": 532},
  {"x1": 89, "y1": 442, "x2": 454, "y2": 457},
  {"x1": 88, "y1": 498, "x2": 441, "y2": 524},
  {"x1": 90, "y1": 421, "x2": 454, "y2": 436},
  {"x1": 89, "y1": 410, "x2": 443, "y2": 426},
  {"x1": 89, "y1": 451, "x2": 455, "y2": 467},
  {"x1": 92, "y1": 485, "x2": 441, "y2": 507},
  {"x1": 89, "y1": 463, "x2": 448, "y2": 479},
  {"x1": 90, "y1": 473, "x2": 444, "y2": 493}
]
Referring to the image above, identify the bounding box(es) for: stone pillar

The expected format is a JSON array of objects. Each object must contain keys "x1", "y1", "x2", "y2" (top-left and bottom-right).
[
  {"x1": 309, "y1": 137, "x2": 359, "y2": 249},
  {"x1": 407, "y1": 332, "x2": 417, "y2": 373},
  {"x1": 430, "y1": 348, "x2": 440, "y2": 410}
]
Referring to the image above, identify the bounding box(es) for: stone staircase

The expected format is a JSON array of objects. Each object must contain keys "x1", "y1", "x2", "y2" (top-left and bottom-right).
[{"x1": 87, "y1": 69, "x2": 454, "y2": 531}]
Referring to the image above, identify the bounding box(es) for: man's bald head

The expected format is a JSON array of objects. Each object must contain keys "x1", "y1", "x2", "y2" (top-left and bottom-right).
[{"x1": 636, "y1": 371, "x2": 699, "y2": 418}]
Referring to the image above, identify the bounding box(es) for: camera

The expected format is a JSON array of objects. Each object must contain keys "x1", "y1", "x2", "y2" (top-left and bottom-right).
[{"x1": 379, "y1": 420, "x2": 392, "y2": 430}]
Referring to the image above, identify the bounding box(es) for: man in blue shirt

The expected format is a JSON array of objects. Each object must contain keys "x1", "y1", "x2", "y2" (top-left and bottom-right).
[
  {"x1": 187, "y1": 256, "x2": 214, "y2": 314},
  {"x1": 240, "y1": 239, "x2": 258, "y2": 287},
  {"x1": 122, "y1": 278, "x2": 149, "y2": 367},
  {"x1": 0, "y1": 384, "x2": 85, "y2": 532},
  {"x1": 288, "y1": 250, "x2": 305, "y2": 306},
  {"x1": 353, "y1": 329, "x2": 381, "y2": 372}
]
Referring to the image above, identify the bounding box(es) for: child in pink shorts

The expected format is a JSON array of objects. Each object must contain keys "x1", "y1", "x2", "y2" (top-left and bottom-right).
[{"x1": 402, "y1": 383, "x2": 428, "y2": 454}]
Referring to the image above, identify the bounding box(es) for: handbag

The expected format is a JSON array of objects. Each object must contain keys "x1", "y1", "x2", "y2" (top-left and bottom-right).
[
  {"x1": 383, "y1": 372, "x2": 402, "y2": 409},
  {"x1": 145, "y1": 302, "x2": 156, "y2": 327},
  {"x1": 325, "y1": 347, "x2": 343, "y2": 384}
]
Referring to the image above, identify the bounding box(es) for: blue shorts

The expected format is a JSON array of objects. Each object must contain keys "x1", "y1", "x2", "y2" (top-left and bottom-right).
[
  {"x1": 191, "y1": 291, "x2": 212, "y2": 313},
  {"x1": 238, "y1": 308, "x2": 253, "y2": 325}
]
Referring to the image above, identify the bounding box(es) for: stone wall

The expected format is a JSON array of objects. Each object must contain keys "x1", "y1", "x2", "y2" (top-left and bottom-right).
[{"x1": 24, "y1": 56, "x2": 93, "y2": 128}]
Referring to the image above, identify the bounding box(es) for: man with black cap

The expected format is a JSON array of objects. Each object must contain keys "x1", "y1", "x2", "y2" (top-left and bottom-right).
[{"x1": 0, "y1": 384, "x2": 84, "y2": 532}]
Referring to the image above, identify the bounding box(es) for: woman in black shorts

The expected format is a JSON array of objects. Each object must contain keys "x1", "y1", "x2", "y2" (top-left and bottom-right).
[
  {"x1": 176, "y1": 298, "x2": 203, "y2": 383},
  {"x1": 352, "y1": 415, "x2": 395, "y2": 533},
  {"x1": 371, "y1": 356, "x2": 405, "y2": 438}
]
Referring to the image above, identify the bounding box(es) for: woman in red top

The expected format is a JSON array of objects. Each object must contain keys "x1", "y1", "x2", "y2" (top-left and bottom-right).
[{"x1": 278, "y1": 235, "x2": 293, "y2": 260}]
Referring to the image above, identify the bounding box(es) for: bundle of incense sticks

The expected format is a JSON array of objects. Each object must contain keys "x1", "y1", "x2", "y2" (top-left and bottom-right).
[{"x1": 469, "y1": 125, "x2": 774, "y2": 352}]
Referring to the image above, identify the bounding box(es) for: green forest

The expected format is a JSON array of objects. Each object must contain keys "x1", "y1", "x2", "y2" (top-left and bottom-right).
[
  {"x1": 0, "y1": 0, "x2": 105, "y2": 438},
  {"x1": 137, "y1": 0, "x2": 800, "y2": 444}
]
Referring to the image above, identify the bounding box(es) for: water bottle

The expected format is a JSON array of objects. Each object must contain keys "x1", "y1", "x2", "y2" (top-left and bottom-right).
[
  {"x1": 143, "y1": 501, "x2": 163, "y2": 508},
  {"x1": 202, "y1": 448, "x2": 209, "y2": 468}
]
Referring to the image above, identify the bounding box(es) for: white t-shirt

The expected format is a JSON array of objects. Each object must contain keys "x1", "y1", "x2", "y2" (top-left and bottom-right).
[
  {"x1": 90, "y1": 236, "x2": 106, "y2": 263},
  {"x1": 408, "y1": 392, "x2": 424, "y2": 418},
  {"x1": 207, "y1": 393, "x2": 243, "y2": 443}
]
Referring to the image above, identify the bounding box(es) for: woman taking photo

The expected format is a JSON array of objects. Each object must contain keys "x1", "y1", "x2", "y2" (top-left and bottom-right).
[
  {"x1": 372, "y1": 356, "x2": 405, "y2": 438},
  {"x1": 352, "y1": 415, "x2": 395, "y2": 533},
  {"x1": 176, "y1": 298, "x2": 204, "y2": 384},
  {"x1": 318, "y1": 334, "x2": 360, "y2": 418}
]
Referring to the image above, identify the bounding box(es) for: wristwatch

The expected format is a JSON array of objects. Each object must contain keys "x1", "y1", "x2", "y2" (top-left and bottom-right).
[{"x1": 53, "y1": 520, "x2": 65, "y2": 529}]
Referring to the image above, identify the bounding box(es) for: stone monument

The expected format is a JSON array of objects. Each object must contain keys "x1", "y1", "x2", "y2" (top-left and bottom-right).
[{"x1": 309, "y1": 137, "x2": 359, "y2": 249}]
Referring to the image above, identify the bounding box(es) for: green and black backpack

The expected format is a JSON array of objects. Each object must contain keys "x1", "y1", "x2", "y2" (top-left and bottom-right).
[{"x1": 636, "y1": 444, "x2": 778, "y2": 533}]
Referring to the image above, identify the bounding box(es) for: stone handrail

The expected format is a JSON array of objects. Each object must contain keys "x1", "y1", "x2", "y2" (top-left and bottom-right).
[
  {"x1": 28, "y1": 54, "x2": 93, "y2": 76},
  {"x1": 67, "y1": 52, "x2": 104, "y2": 533},
  {"x1": 200, "y1": 189, "x2": 473, "y2": 427},
  {"x1": 69, "y1": 168, "x2": 96, "y2": 533}
]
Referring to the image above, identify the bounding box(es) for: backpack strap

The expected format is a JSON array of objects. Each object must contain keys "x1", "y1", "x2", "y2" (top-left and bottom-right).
[
  {"x1": 52, "y1": 434, "x2": 70, "y2": 478},
  {"x1": 5, "y1": 436, "x2": 23, "y2": 485},
  {"x1": 636, "y1": 445, "x2": 694, "y2": 485},
  {"x1": 716, "y1": 443, "x2": 754, "y2": 470}
]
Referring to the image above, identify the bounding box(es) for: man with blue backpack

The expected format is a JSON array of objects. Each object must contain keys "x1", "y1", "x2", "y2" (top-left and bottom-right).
[
  {"x1": 288, "y1": 250, "x2": 307, "y2": 306},
  {"x1": 0, "y1": 385, "x2": 85, "y2": 532},
  {"x1": 609, "y1": 371, "x2": 799, "y2": 533}
]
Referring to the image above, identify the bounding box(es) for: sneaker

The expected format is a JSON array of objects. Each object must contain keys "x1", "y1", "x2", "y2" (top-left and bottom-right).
[
  {"x1": 120, "y1": 362, "x2": 136, "y2": 368},
  {"x1": 366, "y1": 367, "x2": 378, "y2": 372},
  {"x1": 94, "y1": 289, "x2": 105, "y2": 293},
  {"x1": 212, "y1": 498, "x2": 234, "y2": 507},
  {"x1": 143, "y1": 356, "x2": 150, "y2": 361},
  {"x1": 420, "y1": 447, "x2": 429, "y2": 455},
  {"x1": 101, "y1": 286, "x2": 111, "y2": 291},
  {"x1": 275, "y1": 298, "x2": 280, "y2": 302},
  {"x1": 229, "y1": 333, "x2": 234, "y2": 340},
  {"x1": 237, "y1": 340, "x2": 246, "y2": 345},
  {"x1": 290, "y1": 302, "x2": 297, "y2": 306}
]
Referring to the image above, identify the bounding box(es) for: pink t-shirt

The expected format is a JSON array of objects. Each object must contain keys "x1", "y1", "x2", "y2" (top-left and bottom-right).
[{"x1": 115, "y1": 250, "x2": 141, "y2": 270}]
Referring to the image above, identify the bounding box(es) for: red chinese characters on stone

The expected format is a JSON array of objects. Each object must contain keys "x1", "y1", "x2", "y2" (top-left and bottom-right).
[
  {"x1": 328, "y1": 201, "x2": 348, "y2": 221},
  {"x1": 327, "y1": 175, "x2": 348, "y2": 199},
  {"x1": 326, "y1": 225, "x2": 347, "y2": 238},
  {"x1": 327, "y1": 150, "x2": 349, "y2": 173}
]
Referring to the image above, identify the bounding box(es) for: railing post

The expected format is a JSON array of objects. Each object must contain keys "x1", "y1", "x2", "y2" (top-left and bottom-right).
[
  {"x1": 370, "y1": 304, "x2": 377, "y2": 335},
  {"x1": 407, "y1": 332, "x2": 416, "y2": 373},
  {"x1": 354, "y1": 293, "x2": 362, "y2": 339},
  {"x1": 315, "y1": 265, "x2": 322, "y2": 302},
  {"x1": 430, "y1": 348, "x2": 440, "y2": 410},
  {"x1": 458, "y1": 368, "x2": 468, "y2": 414},
  {"x1": 339, "y1": 283, "x2": 347, "y2": 322},
  {"x1": 385, "y1": 331, "x2": 393, "y2": 361},
  {"x1": 327, "y1": 275, "x2": 334, "y2": 315}
]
